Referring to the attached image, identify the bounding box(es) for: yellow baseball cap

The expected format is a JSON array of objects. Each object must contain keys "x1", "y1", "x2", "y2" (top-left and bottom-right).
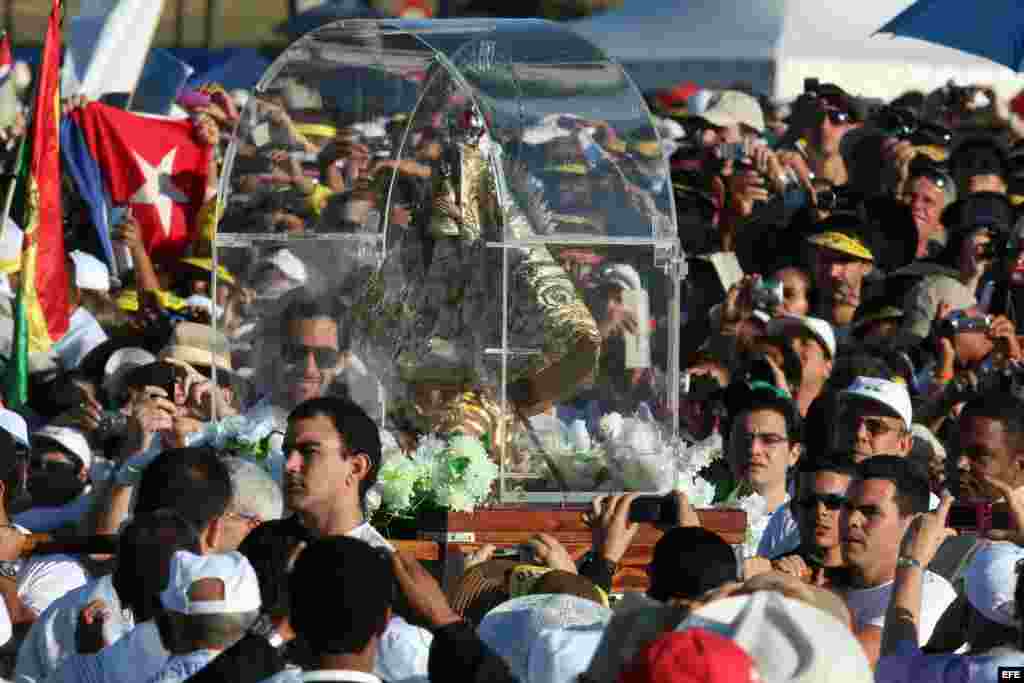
[{"x1": 180, "y1": 257, "x2": 236, "y2": 286}]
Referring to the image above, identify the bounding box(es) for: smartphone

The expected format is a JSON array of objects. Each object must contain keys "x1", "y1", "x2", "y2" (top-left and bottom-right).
[
  {"x1": 628, "y1": 495, "x2": 679, "y2": 525},
  {"x1": 717, "y1": 142, "x2": 746, "y2": 162},
  {"x1": 947, "y1": 502, "x2": 1010, "y2": 533}
]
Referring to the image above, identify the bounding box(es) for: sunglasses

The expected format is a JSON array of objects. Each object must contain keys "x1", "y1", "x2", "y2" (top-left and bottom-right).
[
  {"x1": 820, "y1": 109, "x2": 852, "y2": 126},
  {"x1": 282, "y1": 343, "x2": 341, "y2": 370},
  {"x1": 797, "y1": 493, "x2": 847, "y2": 511},
  {"x1": 29, "y1": 457, "x2": 79, "y2": 474},
  {"x1": 842, "y1": 415, "x2": 900, "y2": 437}
]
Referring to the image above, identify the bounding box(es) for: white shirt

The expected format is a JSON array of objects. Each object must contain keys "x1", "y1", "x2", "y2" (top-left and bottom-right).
[
  {"x1": 374, "y1": 616, "x2": 431, "y2": 683},
  {"x1": 12, "y1": 526, "x2": 89, "y2": 617},
  {"x1": 44, "y1": 619, "x2": 169, "y2": 683},
  {"x1": 348, "y1": 522, "x2": 393, "y2": 552},
  {"x1": 757, "y1": 499, "x2": 800, "y2": 559},
  {"x1": 844, "y1": 570, "x2": 957, "y2": 645},
  {"x1": 144, "y1": 649, "x2": 220, "y2": 683},
  {"x1": 15, "y1": 575, "x2": 133, "y2": 683},
  {"x1": 52, "y1": 308, "x2": 108, "y2": 371}
]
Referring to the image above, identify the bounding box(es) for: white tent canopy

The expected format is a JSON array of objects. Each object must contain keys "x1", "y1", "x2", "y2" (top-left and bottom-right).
[{"x1": 570, "y1": 0, "x2": 1024, "y2": 101}]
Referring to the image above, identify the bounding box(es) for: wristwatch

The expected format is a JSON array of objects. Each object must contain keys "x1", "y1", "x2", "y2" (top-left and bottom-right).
[{"x1": 0, "y1": 560, "x2": 19, "y2": 579}]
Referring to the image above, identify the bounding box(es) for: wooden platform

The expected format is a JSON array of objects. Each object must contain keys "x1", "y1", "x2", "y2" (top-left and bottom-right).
[{"x1": 413, "y1": 506, "x2": 746, "y2": 592}]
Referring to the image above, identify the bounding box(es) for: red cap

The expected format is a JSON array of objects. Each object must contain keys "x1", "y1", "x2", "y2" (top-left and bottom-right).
[
  {"x1": 1011, "y1": 90, "x2": 1024, "y2": 120},
  {"x1": 656, "y1": 82, "x2": 699, "y2": 112},
  {"x1": 619, "y1": 629, "x2": 760, "y2": 683}
]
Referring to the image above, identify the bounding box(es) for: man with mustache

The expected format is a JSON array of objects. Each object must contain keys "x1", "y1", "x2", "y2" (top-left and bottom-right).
[
  {"x1": 805, "y1": 215, "x2": 876, "y2": 342},
  {"x1": 838, "y1": 456, "x2": 956, "y2": 667},
  {"x1": 268, "y1": 396, "x2": 389, "y2": 549},
  {"x1": 771, "y1": 455, "x2": 857, "y2": 581}
]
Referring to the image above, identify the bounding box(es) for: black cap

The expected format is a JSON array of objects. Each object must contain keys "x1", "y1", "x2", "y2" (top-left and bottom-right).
[
  {"x1": 124, "y1": 361, "x2": 176, "y2": 392},
  {"x1": 941, "y1": 191, "x2": 1014, "y2": 233},
  {"x1": 949, "y1": 136, "x2": 1009, "y2": 180}
]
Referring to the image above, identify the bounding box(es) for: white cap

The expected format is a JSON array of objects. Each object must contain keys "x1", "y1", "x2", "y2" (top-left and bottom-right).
[
  {"x1": 69, "y1": 251, "x2": 110, "y2": 293},
  {"x1": 0, "y1": 218, "x2": 23, "y2": 275},
  {"x1": 700, "y1": 90, "x2": 765, "y2": 133},
  {"x1": 102, "y1": 347, "x2": 157, "y2": 402},
  {"x1": 679, "y1": 592, "x2": 872, "y2": 683},
  {"x1": 767, "y1": 315, "x2": 837, "y2": 359},
  {"x1": 0, "y1": 409, "x2": 28, "y2": 448},
  {"x1": 965, "y1": 541, "x2": 1024, "y2": 627},
  {"x1": 478, "y1": 595, "x2": 612, "y2": 682},
  {"x1": 160, "y1": 551, "x2": 261, "y2": 616},
  {"x1": 263, "y1": 248, "x2": 307, "y2": 284},
  {"x1": 840, "y1": 376, "x2": 913, "y2": 429},
  {"x1": 32, "y1": 425, "x2": 92, "y2": 471}
]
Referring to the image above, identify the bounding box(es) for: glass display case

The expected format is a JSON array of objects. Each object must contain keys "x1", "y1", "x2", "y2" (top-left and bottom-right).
[{"x1": 212, "y1": 18, "x2": 686, "y2": 503}]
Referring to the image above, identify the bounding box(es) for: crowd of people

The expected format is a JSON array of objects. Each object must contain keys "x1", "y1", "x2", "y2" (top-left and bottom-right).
[{"x1": 0, "y1": 14, "x2": 1020, "y2": 683}]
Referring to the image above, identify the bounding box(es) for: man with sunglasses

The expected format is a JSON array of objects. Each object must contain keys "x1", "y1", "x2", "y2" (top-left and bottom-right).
[
  {"x1": 0, "y1": 411, "x2": 88, "y2": 644},
  {"x1": 269, "y1": 295, "x2": 347, "y2": 418},
  {"x1": 772, "y1": 455, "x2": 857, "y2": 580},
  {"x1": 903, "y1": 161, "x2": 957, "y2": 259},
  {"x1": 14, "y1": 427, "x2": 93, "y2": 533},
  {"x1": 834, "y1": 377, "x2": 914, "y2": 464},
  {"x1": 795, "y1": 83, "x2": 862, "y2": 187}
]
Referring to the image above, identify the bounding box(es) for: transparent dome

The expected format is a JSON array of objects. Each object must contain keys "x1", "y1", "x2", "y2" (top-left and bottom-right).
[{"x1": 212, "y1": 19, "x2": 685, "y2": 501}]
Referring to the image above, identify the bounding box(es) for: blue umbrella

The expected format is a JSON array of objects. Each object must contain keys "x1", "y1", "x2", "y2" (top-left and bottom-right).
[
  {"x1": 276, "y1": 0, "x2": 386, "y2": 38},
  {"x1": 877, "y1": 0, "x2": 1024, "y2": 72}
]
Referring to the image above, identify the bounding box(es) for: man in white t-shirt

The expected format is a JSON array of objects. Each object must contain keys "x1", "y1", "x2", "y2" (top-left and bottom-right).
[
  {"x1": 0, "y1": 412, "x2": 88, "y2": 641},
  {"x1": 839, "y1": 456, "x2": 956, "y2": 667}
]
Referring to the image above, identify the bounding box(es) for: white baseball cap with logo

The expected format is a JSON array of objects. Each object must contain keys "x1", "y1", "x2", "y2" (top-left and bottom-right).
[
  {"x1": 160, "y1": 551, "x2": 261, "y2": 616},
  {"x1": 840, "y1": 376, "x2": 913, "y2": 429},
  {"x1": 32, "y1": 426, "x2": 93, "y2": 472},
  {"x1": 965, "y1": 541, "x2": 1024, "y2": 627},
  {"x1": 767, "y1": 315, "x2": 837, "y2": 359}
]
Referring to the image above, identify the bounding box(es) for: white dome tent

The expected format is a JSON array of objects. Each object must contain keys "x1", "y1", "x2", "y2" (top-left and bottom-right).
[{"x1": 570, "y1": 0, "x2": 1024, "y2": 100}]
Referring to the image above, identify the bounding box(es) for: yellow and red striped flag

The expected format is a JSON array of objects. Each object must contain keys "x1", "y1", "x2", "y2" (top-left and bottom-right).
[{"x1": 5, "y1": 0, "x2": 68, "y2": 408}]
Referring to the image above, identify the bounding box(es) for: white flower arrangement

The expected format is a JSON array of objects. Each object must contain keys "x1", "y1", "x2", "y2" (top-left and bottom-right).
[
  {"x1": 513, "y1": 410, "x2": 719, "y2": 504},
  {"x1": 372, "y1": 432, "x2": 499, "y2": 517},
  {"x1": 717, "y1": 491, "x2": 770, "y2": 559},
  {"x1": 192, "y1": 414, "x2": 284, "y2": 478}
]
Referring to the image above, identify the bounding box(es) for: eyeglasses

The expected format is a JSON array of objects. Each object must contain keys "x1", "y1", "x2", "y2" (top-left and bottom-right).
[
  {"x1": 29, "y1": 457, "x2": 78, "y2": 474},
  {"x1": 282, "y1": 343, "x2": 341, "y2": 370},
  {"x1": 735, "y1": 432, "x2": 789, "y2": 448},
  {"x1": 223, "y1": 511, "x2": 261, "y2": 525},
  {"x1": 797, "y1": 493, "x2": 847, "y2": 511},
  {"x1": 843, "y1": 415, "x2": 901, "y2": 437}
]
